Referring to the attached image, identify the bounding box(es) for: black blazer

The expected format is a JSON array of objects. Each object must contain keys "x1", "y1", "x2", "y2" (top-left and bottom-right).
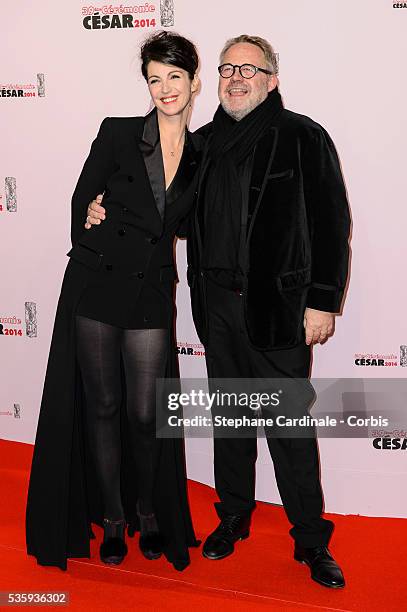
[
  {"x1": 68, "y1": 109, "x2": 204, "y2": 297},
  {"x1": 187, "y1": 109, "x2": 351, "y2": 350}
]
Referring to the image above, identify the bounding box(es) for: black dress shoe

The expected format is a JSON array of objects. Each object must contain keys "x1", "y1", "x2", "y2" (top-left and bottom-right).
[
  {"x1": 100, "y1": 518, "x2": 128, "y2": 565},
  {"x1": 294, "y1": 544, "x2": 345, "y2": 588},
  {"x1": 202, "y1": 514, "x2": 250, "y2": 560}
]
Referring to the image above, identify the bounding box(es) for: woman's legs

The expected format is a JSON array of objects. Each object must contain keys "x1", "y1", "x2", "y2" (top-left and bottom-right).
[
  {"x1": 75, "y1": 315, "x2": 124, "y2": 522},
  {"x1": 121, "y1": 328, "x2": 168, "y2": 517},
  {"x1": 76, "y1": 316, "x2": 168, "y2": 535}
]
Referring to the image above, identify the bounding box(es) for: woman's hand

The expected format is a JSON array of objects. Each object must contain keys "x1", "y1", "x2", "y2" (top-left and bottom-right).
[{"x1": 84, "y1": 194, "x2": 106, "y2": 229}]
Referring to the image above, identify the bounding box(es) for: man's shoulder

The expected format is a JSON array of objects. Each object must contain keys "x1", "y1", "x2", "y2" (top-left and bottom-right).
[
  {"x1": 193, "y1": 121, "x2": 213, "y2": 140},
  {"x1": 280, "y1": 109, "x2": 328, "y2": 140}
]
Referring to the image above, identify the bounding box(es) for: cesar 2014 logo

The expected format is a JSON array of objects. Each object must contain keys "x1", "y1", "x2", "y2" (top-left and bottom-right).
[
  {"x1": 0, "y1": 404, "x2": 22, "y2": 419},
  {"x1": 81, "y1": 0, "x2": 174, "y2": 29},
  {"x1": 0, "y1": 74, "x2": 45, "y2": 99},
  {"x1": 354, "y1": 348, "x2": 407, "y2": 367},
  {"x1": 0, "y1": 303, "x2": 38, "y2": 338}
]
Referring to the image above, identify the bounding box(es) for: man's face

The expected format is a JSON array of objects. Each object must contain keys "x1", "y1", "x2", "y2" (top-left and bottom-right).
[{"x1": 218, "y1": 42, "x2": 277, "y2": 121}]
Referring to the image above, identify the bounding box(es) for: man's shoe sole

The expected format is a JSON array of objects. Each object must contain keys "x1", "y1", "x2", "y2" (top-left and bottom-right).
[
  {"x1": 202, "y1": 532, "x2": 249, "y2": 560},
  {"x1": 294, "y1": 554, "x2": 345, "y2": 589}
]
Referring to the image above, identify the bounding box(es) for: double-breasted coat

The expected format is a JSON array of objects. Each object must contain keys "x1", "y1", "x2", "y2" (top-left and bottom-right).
[{"x1": 26, "y1": 109, "x2": 204, "y2": 571}]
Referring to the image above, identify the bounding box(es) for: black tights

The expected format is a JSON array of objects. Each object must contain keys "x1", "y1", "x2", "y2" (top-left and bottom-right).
[{"x1": 76, "y1": 315, "x2": 167, "y2": 520}]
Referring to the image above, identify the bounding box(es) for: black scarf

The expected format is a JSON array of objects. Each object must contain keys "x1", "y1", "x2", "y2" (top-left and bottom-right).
[{"x1": 202, "y1": 87, "x2": 283, "y2": 272}]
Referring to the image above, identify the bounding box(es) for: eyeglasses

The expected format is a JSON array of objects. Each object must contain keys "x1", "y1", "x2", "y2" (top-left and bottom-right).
[{"x1": 218, "y1": 63, "x2": 273, "y2": 79}]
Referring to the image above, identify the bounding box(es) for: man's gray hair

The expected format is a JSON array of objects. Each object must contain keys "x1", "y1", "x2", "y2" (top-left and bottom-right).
[{"x1": 219, "y1": 34, "x2": 279, "y2": 75}]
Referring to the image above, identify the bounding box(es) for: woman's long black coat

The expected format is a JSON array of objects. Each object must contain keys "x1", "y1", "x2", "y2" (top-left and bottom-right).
[{"x1": 26, "y1": 110, "x2": 204, "y2": 571}]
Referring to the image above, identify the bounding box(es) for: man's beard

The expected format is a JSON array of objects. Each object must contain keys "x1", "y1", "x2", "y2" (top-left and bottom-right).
[{"x1": 220, "y1": 89, "x2": 268, "y2": 121}]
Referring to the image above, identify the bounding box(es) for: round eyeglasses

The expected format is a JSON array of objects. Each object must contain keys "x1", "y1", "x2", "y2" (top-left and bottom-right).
[{"x1": 218, "y1": 63, "x2": 273, "y2": 79}]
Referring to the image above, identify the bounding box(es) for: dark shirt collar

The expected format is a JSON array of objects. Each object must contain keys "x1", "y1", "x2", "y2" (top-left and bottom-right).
[{"x1": 142, "y1": 106, "x2": 192, "y2": 149}]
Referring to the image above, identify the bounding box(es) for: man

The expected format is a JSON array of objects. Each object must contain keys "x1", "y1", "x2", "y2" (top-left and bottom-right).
[{"x1": 86, "y1": 35, "x2": 350, "y2": 588}]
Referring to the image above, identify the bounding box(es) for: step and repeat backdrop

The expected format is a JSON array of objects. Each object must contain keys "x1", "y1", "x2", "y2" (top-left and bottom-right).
[{"x1": 1, "y1": 0, "x2": 406, "y2": 517}]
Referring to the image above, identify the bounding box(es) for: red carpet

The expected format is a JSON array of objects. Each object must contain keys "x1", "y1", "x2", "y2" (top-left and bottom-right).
[{"x1": 0, "y1": 439, "x2": 405, "y2": 611}]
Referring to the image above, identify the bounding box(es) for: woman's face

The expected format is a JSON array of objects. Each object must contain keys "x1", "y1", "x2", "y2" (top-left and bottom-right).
[{"x1": 146, "y1": 61, "x2": 197, "y2": 117}]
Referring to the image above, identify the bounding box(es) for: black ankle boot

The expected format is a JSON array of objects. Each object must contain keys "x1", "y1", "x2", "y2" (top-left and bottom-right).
[
  {"x1": 136, "y1": 503, "x2": 163, "y2": 560},
  {"x1": 100, "y1": 518, "x2": 128, "y2": 565}
]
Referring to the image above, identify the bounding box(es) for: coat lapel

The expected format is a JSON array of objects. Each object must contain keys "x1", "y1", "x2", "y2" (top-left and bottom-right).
[
  {"x1": 138, "y1": 108, "x2": 166, "y2": 222},
  {"x1": 193, "y1": 127, "x2": 279, "y2": 252},
  {"x1": 194, "y1": 135, "x2": 213, "y2": 252},
  {"x1": 178, "y1": 129, "x2": 204, "y2": 189},
  {"x1": 246, "y1": 126, "x2": 279, "y2": 242},
  {"x1": 164, "y1": 132, "x2": 202, "y2": 204}
]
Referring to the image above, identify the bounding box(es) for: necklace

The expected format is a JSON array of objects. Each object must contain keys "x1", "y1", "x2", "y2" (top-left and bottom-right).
[{"x1": 164, "y1": 133, "x2": 185, "y2": 158}]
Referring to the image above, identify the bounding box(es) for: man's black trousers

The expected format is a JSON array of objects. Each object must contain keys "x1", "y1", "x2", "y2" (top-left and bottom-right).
[{"x1": 204, "y1": 278, "x2": 334, "y2": 547}]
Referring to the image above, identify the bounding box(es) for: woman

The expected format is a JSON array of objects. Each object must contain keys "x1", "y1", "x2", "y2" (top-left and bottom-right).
[{"x1": 26, "y1": 31, "x2": 204, "y2": 572}]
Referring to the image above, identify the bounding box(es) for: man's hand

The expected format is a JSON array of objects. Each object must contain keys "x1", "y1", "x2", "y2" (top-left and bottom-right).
[
  {"x1": 303, "y1": 308, "x2": 335, "y2": 345},
  {"x1": 84, "y1": 194, "x2": 106, "y2": 229}
]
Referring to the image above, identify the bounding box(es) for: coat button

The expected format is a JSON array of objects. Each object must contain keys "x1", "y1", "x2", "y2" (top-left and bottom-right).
[
  {"x1": 150, "y1": 237, "x2": 158, "y2": 244},
  {"x1": 122, "y1": 207, "x2": 128, "y2": 213},
  {"x1": 105, "y1": 264, "x2": 113, "y2": 271},
  {"x1": 128, "y1": 175, "x2": 134, "y2": 182},
  {"x1": 118, "y1": 228, "x2": 126, "y2": 236},
  {"x1": 138, "y1": 272, "x2": 144, "y2": 279}
]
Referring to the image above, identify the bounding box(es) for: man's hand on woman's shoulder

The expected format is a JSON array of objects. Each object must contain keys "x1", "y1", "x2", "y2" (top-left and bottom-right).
[{"x1": 85, "y1": 194, "x2": 106, "y2": 229}]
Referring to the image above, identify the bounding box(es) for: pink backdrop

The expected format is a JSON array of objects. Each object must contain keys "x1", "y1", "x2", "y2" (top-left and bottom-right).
[{"x1": 1, "y1": 0, "x2": 406, "y2": 517}]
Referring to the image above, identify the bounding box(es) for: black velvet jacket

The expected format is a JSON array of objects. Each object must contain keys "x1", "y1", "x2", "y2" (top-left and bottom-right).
[{"x1": 187, "y1": 108, "x2": 351, "y2": 350}]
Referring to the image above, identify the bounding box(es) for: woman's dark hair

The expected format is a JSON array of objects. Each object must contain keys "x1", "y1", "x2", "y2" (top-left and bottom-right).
[{"x1": 141, "y1": 30, "x2": 199, "y2": 81}]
